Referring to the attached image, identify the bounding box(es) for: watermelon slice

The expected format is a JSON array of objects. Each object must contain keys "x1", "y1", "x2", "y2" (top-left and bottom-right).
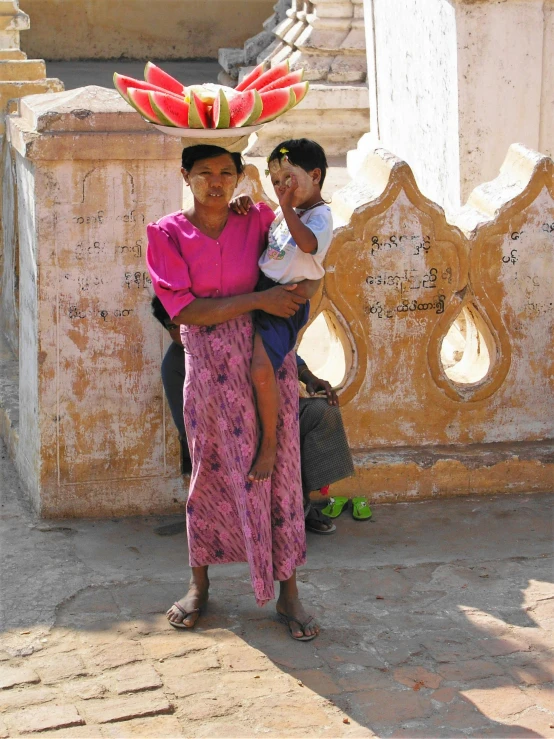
[
  {"x1": 235, "y1": 61, "x2": 268, "y2": 92},
  {"x1": 258, "y1": 70, "x2": 304, "y2": 93},
  {"x1": 144, "y1": 61, "x2": 186, "y2": 96},
  {"x1": 243, "y1": 60, "x2": 290, "y2": 92},
  {"x1": 228, "y1": 89, "x2": 262, "y2": 127},
  {"x1": 150, "y1": 91, "x2": 190, "y2": 127},
  {"x1": 127, "y1": 88, "x2": 164, "y2": 124},
  {"x1": 212, "y1": 88, "x2": 230, "y2": 129},
  {"x1": 290, "y1": 81, "x2": 309, "y2": 105},
  {"x1": 188, "y1": 91, "x2": 211, "y2": 129},
  {"x1": 113, "y1": 73, "x2": 178, "y2": 104},
  {"x1": 256, "y1": 87, "x2": 296, "y2": 124},
  {"x1": 187, "y1": 83, "x2": 236, "y2": 106}
]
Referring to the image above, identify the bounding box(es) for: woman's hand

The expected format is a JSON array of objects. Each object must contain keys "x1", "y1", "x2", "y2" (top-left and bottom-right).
[
  {"x1": 230, "y1": 195, "x2": 253, "y2": 215},
  {"x1": 292, "y1": 278, "x2": 322, "y2": 299},
  {"x1": 259, "y1": 285, "x2": 307, "y2": 318}
]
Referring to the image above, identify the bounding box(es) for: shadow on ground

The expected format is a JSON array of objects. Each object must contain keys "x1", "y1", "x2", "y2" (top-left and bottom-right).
[{"x1": 1, "y1": 440, "x2": 553, "y2": 737}]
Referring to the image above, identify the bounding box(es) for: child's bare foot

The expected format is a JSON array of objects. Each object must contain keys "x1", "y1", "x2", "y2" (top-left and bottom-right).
[{"x1": 248, "y1": 438, "x2": 277, "y2": 481}]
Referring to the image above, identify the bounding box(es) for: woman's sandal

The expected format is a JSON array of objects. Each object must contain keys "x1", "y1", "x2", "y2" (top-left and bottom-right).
[
  {"x1": 168, "y1": 601, "x2": 201, "y2": 630},
  {"x1": 321, "y1": 496, "x2": 349, "y2": 519},
  {"x1": 277, "y1": 612, "x2": 319, "y2": 642}
]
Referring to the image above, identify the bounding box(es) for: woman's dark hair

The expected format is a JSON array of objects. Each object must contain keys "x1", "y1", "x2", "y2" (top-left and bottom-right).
[
  {"x1": 181, "y1": 144, "x2": 245, "y2": 175},
  {"x1": 267, "y1": 138, "x2": 328, "y2": 186}
]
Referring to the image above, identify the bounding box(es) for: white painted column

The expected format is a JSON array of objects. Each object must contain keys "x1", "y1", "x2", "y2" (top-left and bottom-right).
[{"x1": 362, "y1": 0, "x2": 553, "y2": 212}]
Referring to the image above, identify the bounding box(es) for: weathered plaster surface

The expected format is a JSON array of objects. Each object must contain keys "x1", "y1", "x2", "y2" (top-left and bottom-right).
[
  {"x1": 317, "y1": 144, "x2": 553, "y2": 499},
  {"x1": 19, "y1": 0, "x2": 275, "y2": 60},
  {"x1": 5, "y1": 86, "x2": 187, "y2": 517}
]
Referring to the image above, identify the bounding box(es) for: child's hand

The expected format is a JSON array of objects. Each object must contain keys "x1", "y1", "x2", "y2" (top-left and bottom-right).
[
  {"x1": 277, "y1": 174, "x2": 299, "y2": 209},
  {"x1": 230, "y1": 195, "x2": 253, "y2": 215}
]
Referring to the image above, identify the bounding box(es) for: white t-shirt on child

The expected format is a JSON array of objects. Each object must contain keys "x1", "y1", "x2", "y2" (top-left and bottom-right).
[{"x1": 258, "y1": 203, "x2": 333, "y2": 284}]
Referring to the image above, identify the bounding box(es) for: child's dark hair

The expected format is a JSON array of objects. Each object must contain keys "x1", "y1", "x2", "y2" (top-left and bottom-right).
[
  {"x1": 181, "y1": 145, "x2": 245, "y2": 175},
  {"x1": 267, "y1": 139, "x2": 328, "y2": 186}
]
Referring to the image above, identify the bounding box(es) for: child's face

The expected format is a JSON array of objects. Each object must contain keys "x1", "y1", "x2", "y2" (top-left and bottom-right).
[{"x1": 269, "y1": 158, "x2": 320, "y2": 208}]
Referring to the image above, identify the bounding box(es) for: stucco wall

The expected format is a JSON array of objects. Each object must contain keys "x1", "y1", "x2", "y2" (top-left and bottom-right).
[{"x1": 19, "y1": 0, "x2": 275, "y2": 60}]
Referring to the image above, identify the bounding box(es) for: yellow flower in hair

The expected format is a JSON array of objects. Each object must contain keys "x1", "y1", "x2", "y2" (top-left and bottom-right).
[{"x1": 279, "y1": 147, "x2": 289, "y2": 154}]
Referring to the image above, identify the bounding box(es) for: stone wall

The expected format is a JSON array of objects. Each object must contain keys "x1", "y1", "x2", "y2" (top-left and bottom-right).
[
  {"x1": 1, "y1": 85, "x2": 552, "y2": 517},
  {"x1": 4, "y1": 86, "x2": 185, "y2": 517},
  {"x1": 307, "y1": 144, "x2": 554, "y2": 500},
  {"x1": 19, "y1": 0, "x2": 275, "y2": 60}
]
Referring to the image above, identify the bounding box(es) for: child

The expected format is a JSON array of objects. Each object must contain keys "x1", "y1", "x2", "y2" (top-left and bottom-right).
[{"x1": 234, "y1": 139, "x2": 333, "y2": 482}]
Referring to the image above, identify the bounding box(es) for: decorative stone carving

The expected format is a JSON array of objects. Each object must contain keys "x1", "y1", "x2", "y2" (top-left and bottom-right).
[
  {"x1": 307, "y1": 144, "x2": 553, "y2": 501},
  {"x1": 219, "y1": 0, "x2": 369, "y2": 156},
  {"x1": 4, "y1": 86, "x2": 185, "y2": 517},
  {"x1": 218, "y1": 0, "x2": 291, "y2": 85},
  {"x1": 0, "y1": 0, "x2": 29, "y2": 53},
  {"x1": 0, "y1": 1, "x2": 63, "y2": 135}
]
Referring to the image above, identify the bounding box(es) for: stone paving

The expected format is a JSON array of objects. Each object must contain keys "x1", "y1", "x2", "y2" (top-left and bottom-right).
[{"x1": 1, "y1": 438, "x2": 553, "y2": 737}]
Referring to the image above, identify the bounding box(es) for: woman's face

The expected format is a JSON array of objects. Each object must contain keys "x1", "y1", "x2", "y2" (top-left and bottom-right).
[{"x1": 182, "y1": 154, "x2": 240, "y2": 207}]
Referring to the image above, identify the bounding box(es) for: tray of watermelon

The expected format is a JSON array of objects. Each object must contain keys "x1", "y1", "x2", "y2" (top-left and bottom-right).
[{"x1": 113, "y1": 61, "x2": 308, "y2": 139}]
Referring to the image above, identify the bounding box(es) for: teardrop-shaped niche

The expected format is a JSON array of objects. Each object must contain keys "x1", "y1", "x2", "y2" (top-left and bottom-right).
[
  {"x1": 440, "y1": 304, "x2": 496, "y2": 385},
  {"x1": 297, "y1": 310, "x2": 349, "y2": 388}
]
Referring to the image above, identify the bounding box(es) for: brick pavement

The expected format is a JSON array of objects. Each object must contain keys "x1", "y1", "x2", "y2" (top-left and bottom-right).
[{"x1": 1, "y1": 441, "x2": 553, "y2": 737}]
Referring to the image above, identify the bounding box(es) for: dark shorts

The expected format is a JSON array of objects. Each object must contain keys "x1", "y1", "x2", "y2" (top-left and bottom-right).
[{"x1": 254, "y1": 273, "x2": 310, "y2": 372}]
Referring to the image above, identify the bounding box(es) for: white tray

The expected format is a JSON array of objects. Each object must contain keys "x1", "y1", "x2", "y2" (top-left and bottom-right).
[{"x1": 152, "y1": 123, "x2": 263, "y2": 137}]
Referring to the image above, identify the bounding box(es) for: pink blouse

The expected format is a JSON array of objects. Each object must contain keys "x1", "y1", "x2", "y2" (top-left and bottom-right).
[{"x1": 146, "y1": 203, "x2": 275, "y2": 320}]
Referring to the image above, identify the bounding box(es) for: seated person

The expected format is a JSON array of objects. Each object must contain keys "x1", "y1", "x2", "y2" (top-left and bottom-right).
[
  {"x1": 150, "y1": 296, "x2": 191, "y2": 474},
  {"x1": 151, "y1": 296, "x2": 354, "y2": 533}
]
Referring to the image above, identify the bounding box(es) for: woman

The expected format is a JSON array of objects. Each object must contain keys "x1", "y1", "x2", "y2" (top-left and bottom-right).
[{"x1": 146, "y1": 144, "x2": 320, "y2": 640}]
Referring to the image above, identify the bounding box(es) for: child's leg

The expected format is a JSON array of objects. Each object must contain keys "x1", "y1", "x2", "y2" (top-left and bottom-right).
[{"x1": 249, "y1": 332, "x2": 279, "y2": 482}]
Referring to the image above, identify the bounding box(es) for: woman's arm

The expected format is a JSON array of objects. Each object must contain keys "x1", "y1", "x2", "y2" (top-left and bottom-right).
[
  {"x1": 290, "y1": 277, "x2": 322, "y2": 300},
  {"x1": 173, "y1": 285, "x2": 307, "y2": 326}
]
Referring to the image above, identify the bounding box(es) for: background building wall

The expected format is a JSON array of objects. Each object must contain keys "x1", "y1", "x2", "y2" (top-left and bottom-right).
[{"x1": 19, "y1": 0, "x2": 275, "y2": 60}]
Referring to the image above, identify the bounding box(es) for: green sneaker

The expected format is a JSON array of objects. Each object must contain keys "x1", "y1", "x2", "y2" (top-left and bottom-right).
[
  {"x1": 321, "y1": 496, "x2": 349, "y2": 519},
  {"x1": 352, "y1": 497, "x2": 372, "y2": 521}
]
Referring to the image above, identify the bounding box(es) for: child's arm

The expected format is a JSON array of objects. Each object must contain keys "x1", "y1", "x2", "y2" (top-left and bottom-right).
[
  {"x1": 278, "y1": 175, "x2": 318, "y2": 254},
  {"x1": 229, "y1": 195, "x2": 254, "y2": 215}
]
